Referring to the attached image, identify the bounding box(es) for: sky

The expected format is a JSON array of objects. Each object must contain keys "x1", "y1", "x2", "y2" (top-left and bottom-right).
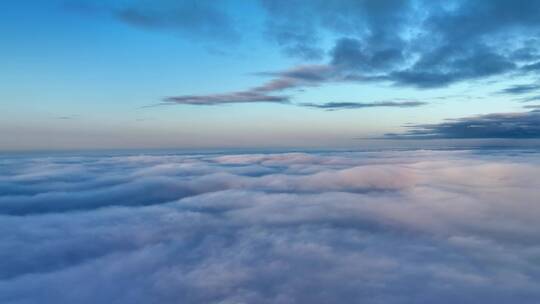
[
  {"x1": 3, "y1": 3, "x2": 540, "y2": 301},
  {"x1": 2, "y1": 0, "x2": 540, "y2": 150}
]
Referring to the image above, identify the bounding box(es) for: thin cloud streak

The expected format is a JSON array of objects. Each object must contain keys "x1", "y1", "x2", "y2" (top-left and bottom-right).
[
  {"x1": 301, "y1": 101, "x2": 427, "y2": 110},
  {"x1": 162, "y1": 65, "x2": 335, "y2": 106},
  {"x1": 163, "y1": 92, "x2": 289, "y2": 105},
  {"x1": 499, "y1": 83, "x2": 540, "y2": 95}
]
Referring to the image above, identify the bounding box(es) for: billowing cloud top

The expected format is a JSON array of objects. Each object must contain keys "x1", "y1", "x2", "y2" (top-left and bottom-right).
[{"x1": 2, "y1": 149, "x2": 540, "y2": 303}]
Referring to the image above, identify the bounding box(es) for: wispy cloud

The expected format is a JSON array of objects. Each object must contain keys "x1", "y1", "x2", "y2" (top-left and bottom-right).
[
  {"x1": 163, "y1": 92, "x2": 289, "y2": 105},
  {"x1": 499, "y1": 83, "x2": 540, "y2": 95},
  {"x1": 53, "y1": 115, "x2": 80, "y2": 120},
  {"x1": 71, "y1": 0, "x2": 240, "y2": 43},
  {"x1": 520, "y1": 95, "x2": 540, "y2": 102},
  {"x1": 301, "y1": 101, "x2": 427, "y2": 110},
  {"x1": 161, "y1": 65, "x2": 334, "y2": 105}
]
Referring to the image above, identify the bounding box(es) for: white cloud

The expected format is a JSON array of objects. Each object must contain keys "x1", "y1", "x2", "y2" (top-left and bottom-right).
[{"x1": 1, "y1": 150, "x2": 540, "y2": 303}]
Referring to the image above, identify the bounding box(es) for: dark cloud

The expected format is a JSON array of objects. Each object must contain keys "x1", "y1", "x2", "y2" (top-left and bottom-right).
[
  {"x1": 257, "y1": 0, "x2": 540, "y2": 88},
  {"x1": 499, "y1": 83, "x2": 540, "y2": 95},
  {"x1": 257, "y1": 65, "x2": 336, "y2": 82},
  {"x1": 331, "y1": 38, "x2": 405, "y2": 73},
  {"x1": 522, "y1": 61, "x2": 540, "y2": 72},
  {"x1": 261, "y1": 0, "x2": 412, "y2": 62},
  {"x1": 260, "y1": 0, "x2": 323, "y2": 60},
  {"x1": 98, "y1": 0, "x2": 540, "y2": 105},
  {"x1": 162, "y1": 0, "x2": 540, "y2": 104},
  {"x1": 163, "y1": 92, "x2": 289, "y2": 106},
  {"x1": 67, "y1": 0, "x2": 239, "y2": 42},
  {"x1": 160, "y1": 79, "x2": 297, "y2": 106},
  {"x1": 301, "y1": 101, "x2": 427, "y2": 110},
  {"x1": 162, "y1": 65, "x2": 335, "y2": 105},
  {"x1": 116, "y1": 1, "x2": 240, "y2": 42},
  {"x1": 54, "y1": 114, "x2": 80, "y2": 120},
  {"x1": 391, "y1": 47, "x2": 516, "y2": 88},
  {"x1": 160, "y1": 74, "x2": 426, "y2": 108},
  {"x1": 79, "y1": 0, "x2": 540, "y2": 84},
  {"x1": 387, "y1": 111, "x2": 540, "y2": 139},
  {"x1": 161, "y1": 64, "x2": 395, "y2": 106},
  {"x1": 511, "y1": 45, "x2": 540, "y2": 62},
  {"x1": 521, "y1": 95, "x2": 540, "y2": 102},
  {"x1": 72, "y1": 0, "x2": 540, "y2": 89},
  {"x1": 2, "y1": 150, "x2": 540, "y2": 303}
]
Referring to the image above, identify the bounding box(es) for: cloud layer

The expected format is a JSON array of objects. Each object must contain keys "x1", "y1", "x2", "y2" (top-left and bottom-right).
[
  {"x1": 2, "y1": 149, "x2": 540, "y2": 303},
  {"x1": 387, "y1": 110, "x2": 540, "y2": 139}
]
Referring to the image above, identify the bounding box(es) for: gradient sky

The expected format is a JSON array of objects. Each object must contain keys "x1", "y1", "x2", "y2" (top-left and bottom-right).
[{"x1": 2, "y1": 0, "x2": 540, "y2": 150}]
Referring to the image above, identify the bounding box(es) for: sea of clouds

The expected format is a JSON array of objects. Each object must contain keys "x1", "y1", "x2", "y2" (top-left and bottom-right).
[{"x1": 1, "y1": 149, "x2": 540, "y2": 303}]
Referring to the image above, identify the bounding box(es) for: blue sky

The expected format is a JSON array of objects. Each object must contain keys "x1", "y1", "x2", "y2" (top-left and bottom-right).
[{"x1": 2, "y1": 0, "x2": 540, "y2": 150}]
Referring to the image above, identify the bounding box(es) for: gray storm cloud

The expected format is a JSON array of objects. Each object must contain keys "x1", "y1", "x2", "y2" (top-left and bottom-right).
[{"x1": 1, "y1": 150, "x2": 540, "y2": 303}]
